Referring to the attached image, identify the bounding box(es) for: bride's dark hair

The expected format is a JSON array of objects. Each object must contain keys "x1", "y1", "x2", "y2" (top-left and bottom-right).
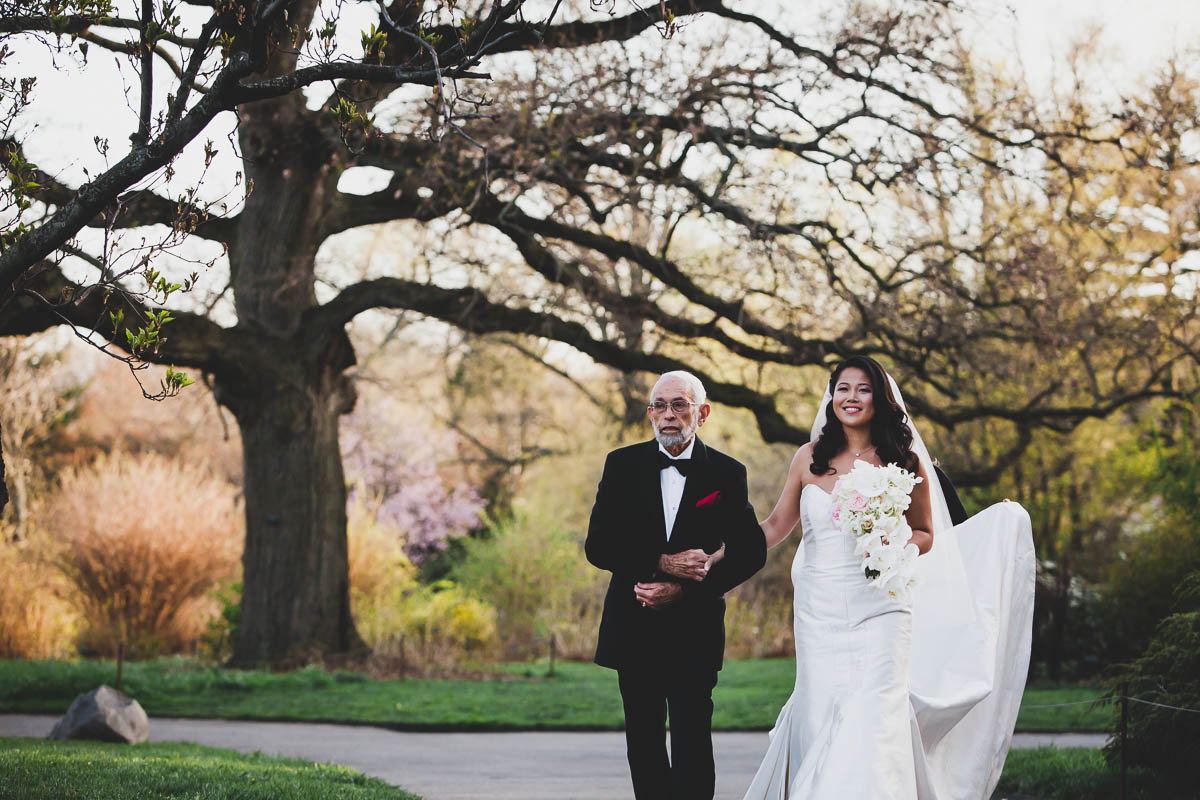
[{"x1": 811, "y1": 356, "x2": 919, "y2": 475}]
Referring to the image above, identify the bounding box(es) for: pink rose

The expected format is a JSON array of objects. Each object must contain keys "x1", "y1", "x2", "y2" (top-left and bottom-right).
[
  {"x1": 850, "y1": 494, "x2": 869, "y2": 511},
  {"x1": 832, "y1": 507, "x2": 842, "y2": 522}
]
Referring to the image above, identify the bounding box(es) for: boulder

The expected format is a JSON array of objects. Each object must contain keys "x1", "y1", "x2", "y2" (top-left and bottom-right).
[{"x1": 49, "y1": 685, "x2": 149, "y2": 744}]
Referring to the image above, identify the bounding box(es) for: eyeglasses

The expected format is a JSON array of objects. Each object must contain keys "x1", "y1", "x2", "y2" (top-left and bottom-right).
[{"x1": 648, "y1": 399, "x2": 699, "y2": 414}]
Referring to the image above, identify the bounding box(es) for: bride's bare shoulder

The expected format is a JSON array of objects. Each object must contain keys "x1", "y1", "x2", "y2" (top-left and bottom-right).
[{"x1": 791, "y1": 443, "x2": 815, "y2": 483}]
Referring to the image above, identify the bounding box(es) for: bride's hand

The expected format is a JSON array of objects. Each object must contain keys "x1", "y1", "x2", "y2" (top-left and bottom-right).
[{"x1": 703, "y1": 544, "x2": 726, "y2": 572}]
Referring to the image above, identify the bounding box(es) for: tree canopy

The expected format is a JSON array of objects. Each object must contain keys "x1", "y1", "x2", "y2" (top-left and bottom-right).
[{"x1": 2, "y1": 0, "x2": 1198, "y2": 664}]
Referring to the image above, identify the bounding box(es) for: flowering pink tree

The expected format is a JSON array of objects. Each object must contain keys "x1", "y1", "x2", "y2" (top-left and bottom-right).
[{"x1": 341, "y1": 402, "x2": 484, "y2": 563}]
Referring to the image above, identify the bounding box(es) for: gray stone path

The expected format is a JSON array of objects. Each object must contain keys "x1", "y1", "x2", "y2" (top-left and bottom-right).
[{"x1": 0, "y1": 714, "x2": 1104, "y2": 799}]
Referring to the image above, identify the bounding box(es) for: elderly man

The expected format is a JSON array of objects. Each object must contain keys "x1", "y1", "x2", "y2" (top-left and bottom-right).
[{"x1": 585, "y1": 370, "x2": 767, "y2": 799}]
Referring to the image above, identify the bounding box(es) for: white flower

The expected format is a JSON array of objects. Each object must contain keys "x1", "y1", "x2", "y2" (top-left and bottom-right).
[
  {"x1": 855, "y1": 531, "x2": 885, "y2": 557},
  {"x1": 867, "y1": 544, "x2": 900, "y2": 573},
  {"x1": 830, "y1": 461, "x2": 923, "y2": 596}
]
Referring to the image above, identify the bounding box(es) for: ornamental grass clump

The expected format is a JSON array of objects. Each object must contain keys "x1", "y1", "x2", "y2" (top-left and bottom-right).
[
  {"x1": 42, "y1": 451, "x2": 242, "y2": 657},
  {"x1": 0, "y1": 525, "x2": 78, "y2": 659}
]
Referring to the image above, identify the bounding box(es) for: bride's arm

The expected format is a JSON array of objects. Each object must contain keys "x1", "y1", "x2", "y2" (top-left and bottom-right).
[
  {"x1": 760, "y1": 444, "x2": 811, "y2": 550},
  {"x1": 904, "y1": 461, "x2": 934, "y2": 554}
]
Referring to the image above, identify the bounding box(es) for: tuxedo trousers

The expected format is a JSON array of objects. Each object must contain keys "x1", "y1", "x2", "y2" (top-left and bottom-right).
[{"x1": 618, "y1": 665, "x2": 720, "y2": 800}]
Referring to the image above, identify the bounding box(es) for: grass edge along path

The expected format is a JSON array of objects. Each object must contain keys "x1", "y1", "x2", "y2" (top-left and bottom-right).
[
  {"x1": 995, "y1": 746, "x2": 1174, "y2": 800},
  {"x1": 0, "y1": 737, "x2": 421, "y2": 800},
  {"x1": 0, "y1": 657, "x2": 1110, "y2": 733},
  {"x1": 0, "y1": 741, "x2": 1167, "y2": 800}
]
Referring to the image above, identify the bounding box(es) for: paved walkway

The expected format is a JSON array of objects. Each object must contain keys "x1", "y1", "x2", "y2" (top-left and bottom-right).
[{"x1": 0, "y1": 714, "x2": 1104, "y2": 800}]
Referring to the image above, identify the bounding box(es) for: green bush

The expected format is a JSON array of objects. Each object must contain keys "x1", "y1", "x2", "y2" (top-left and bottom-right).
[
  {"x1": 1097, "y1": 410, "x2": 1200, "y2": 667},
  {"x1": 201, "y1": 580, "x2": 242, "y2": 661},
  {"x1": 450, "y1": 512, "x2": 605, "y2": 661},
  {"x1": 1104, "y1": 574, "x2": 1200, "y2": 796},
  {"x1": 1097, "y1": 524, "x2": 1200, "y2": 665},
  {"x1": 347, "y1": 501, "x2": 496, "y2": 671}
]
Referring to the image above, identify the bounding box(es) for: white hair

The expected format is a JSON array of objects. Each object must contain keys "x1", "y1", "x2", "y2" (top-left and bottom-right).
[{"x1": 651, "y1": 370, "x2": 707, "y2": 405}]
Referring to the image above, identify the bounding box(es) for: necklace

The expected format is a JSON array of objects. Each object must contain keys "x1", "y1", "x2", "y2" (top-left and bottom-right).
[{"x1": 853, "y1": 446, "x2": 874, "y2": 458}]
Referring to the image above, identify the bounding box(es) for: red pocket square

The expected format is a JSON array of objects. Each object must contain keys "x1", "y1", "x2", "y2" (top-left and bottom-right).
[{"x1": 696, "y1": 491, "x2": 722, "y2": 508}]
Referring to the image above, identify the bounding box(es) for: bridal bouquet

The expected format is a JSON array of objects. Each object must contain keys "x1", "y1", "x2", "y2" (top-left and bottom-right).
[{"x1": 830, "y1": 460, "x2": 923, "y2": 599}]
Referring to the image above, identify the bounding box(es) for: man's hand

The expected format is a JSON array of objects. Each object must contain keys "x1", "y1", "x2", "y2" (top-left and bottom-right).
[
  {"x1": 659, "y1": 549, "x2": 713, "y2": 581},
  {"x1": 635, "y1": 581, "x2": 683, "y2": 609}
]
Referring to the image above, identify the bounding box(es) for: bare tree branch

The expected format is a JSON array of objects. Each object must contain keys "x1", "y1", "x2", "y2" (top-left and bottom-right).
[{"x1": 310, "y1": 274, "x2": 810, "y2": 443}]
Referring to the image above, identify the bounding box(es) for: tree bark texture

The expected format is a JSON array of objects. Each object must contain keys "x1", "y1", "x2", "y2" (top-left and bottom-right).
[
  {"x1": 218, "y1": 344, "x2": 363, "y2": 666},
  {"x1": 221, "y1": 93, "x2": 365, "y2": 666}
]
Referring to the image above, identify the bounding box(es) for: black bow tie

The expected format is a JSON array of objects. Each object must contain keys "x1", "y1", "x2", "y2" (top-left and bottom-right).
[{"x1": 657, "y1": 451, "x2": 692, "y2": 476}]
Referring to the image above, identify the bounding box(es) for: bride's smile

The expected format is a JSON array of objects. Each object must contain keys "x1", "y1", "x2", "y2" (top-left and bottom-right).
[{"x1": 832, "y1": 366, "x2": 875, "y2": 428}]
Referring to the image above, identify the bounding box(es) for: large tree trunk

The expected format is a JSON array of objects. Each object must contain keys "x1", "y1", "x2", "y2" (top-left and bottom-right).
[
  {"x1": 220, "y1": 344, "x2": 365, "y2": 667},
  {"x1": 222, "y1": 90, "x2": 366, "y2": 667}
]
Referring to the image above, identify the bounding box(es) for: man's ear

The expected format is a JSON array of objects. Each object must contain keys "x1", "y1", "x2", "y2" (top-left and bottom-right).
[{"x1": 697, "y1": 403, "x2": 712, "y2": 427}]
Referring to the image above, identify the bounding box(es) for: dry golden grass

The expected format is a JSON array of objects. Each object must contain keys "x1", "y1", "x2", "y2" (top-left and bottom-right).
[
  {"x1": 0, "y1": 525, "x2": 78, "y2": 659},
  {"x1": 723, "y1": 593, "x2": 795, "y2": 659},
  {"x1": 41, "y1": 451, "x2": 242, "y2": 656}
]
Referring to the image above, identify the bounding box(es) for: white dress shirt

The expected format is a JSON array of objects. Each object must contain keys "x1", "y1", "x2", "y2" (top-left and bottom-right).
[{"x1": 658, "y1": 439, "x2": 695, "y2": 540}]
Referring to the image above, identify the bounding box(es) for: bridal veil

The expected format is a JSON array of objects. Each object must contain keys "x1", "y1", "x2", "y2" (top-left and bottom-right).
[{"x1": 803, "y1": 373, "x2": 1037, "y2": 799}]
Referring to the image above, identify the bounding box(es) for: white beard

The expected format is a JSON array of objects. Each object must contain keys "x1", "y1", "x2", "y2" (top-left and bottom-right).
[{"x1": 654, "y1": 420, "x2": 697, "y2": 449}]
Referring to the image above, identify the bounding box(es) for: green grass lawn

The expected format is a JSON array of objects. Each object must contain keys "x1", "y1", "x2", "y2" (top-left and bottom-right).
[
  {"x1": 995, "y1": 747, "x2": 1174, "y2": 800},
  {"x1": 1013, "y1": 684, "x2": 1114, "y2": 733},
  {"x1": 0, "y1": 657, "x2": 1110, "y2": 732},
  {"x1": 0, "y1": 737, "x2": 420, "y2": 800},
  {"x1": 0, "y1": 741, "x2": 1158, "y2": 800}
]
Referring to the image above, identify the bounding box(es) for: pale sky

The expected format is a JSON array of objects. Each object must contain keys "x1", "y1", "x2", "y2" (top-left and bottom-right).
[
  {"x1": 17, "y1": 1, "x2": 1200, "y2": 191},
  {"x1": 967, "y1": 0, "x2": 1200, "y2": 92}
]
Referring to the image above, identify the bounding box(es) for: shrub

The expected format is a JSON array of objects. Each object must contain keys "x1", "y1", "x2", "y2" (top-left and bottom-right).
[
  {"x1": 0, "y1": 525, "x2": 78, "y2": 658},
  {"x1": 40, "y1": 451, "x2": 242, "y2": 657},
  {"x1": 1098, "y1": 409, "x2": 1200, "y2": 666},
  {"x1": 200, "y1": 580, "x2": 242, "y2": 661},
  {"x1": 1097, "y1": 522, "x2": 1200, "y2": 665},
  {"x1": 347, "y1": 499, "x2": 496, "y2": 672},
  {"x1": 724, "y1": 594, "x2": 794, "y2": 659},
  {"x1": 388, "y1": 580, "x2": 497, "y2": 664},
  {"x1": 341, "y1": 406, "x2": 485, "y2": 564},
  {"x1": 1104, "y1": 573, "x2": 1200, "y2": 796},
  {"x1": 450, "y1": 512, "x2": 605, "y2": 661}
]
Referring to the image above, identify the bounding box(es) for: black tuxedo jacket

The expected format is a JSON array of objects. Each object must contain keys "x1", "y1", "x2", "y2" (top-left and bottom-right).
[{"x1": 585, "y1": 438, "x2": 766, "y2": 673}]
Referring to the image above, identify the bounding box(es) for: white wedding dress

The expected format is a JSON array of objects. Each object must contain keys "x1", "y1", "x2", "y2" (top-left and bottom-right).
[{"x1": 742, "y1": 483, "x2": 1036, "y2": 800}]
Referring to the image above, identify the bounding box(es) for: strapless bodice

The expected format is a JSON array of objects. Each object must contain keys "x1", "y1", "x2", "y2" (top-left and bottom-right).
[
  {"x1": 797, "y1": 484, "x2": 856, "y2": 565},
  {"x1": 792, "y1": 483, "x2": 910, "y2": 622}
]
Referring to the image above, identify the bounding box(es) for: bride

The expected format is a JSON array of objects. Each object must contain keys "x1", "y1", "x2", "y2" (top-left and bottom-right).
[{"x1": 743, "y1": 356, "x2": 1035, "y2": 800}]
